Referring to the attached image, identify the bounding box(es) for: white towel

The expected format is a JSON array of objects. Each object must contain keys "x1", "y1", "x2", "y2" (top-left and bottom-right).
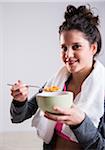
[
  {"x1": 32, "y1": 60, "x2": 105, "y2": 144},
  {"x1": 32, "y1": 109, "x2": 56, "y2": 143}
]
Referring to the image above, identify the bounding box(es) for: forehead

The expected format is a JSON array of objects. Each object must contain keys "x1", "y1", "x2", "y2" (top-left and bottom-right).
[{"x1": 60, "y1": 30, "x2": 87, "y2": 44}]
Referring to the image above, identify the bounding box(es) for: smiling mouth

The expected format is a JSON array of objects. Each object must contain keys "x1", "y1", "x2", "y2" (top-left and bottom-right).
[{"x1": 65, "y1": 59, "x2": 78, "y2": 65}]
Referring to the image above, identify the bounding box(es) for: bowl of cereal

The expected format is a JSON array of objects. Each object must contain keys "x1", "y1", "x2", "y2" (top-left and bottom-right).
[{"x1": 36, "y1": 88, "x2": 73, "y2": 114}]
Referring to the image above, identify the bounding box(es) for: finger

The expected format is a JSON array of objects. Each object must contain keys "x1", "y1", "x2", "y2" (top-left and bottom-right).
[
  {"x1": 45, "y1": 112, "x2": 70, "y2": 121},
  {"x1": 18, "y1": 80, "x2": 27, "y2": 88},
  {"x1": 11, "y1": 86, "x2": 28, "y2": 97},
  {"x1": 11, "y1": 89, "x2": 20, "y2": 97},
  {"x1": 44, "y1": 113, "x2": 61, "y2": 121},
  {"x1": 13, "y1": 94, "x2": 27, "y2": 101},
  {"x1": 60, "y1": 120, "x2": 72, "y2": 125},
  {"x1": 11, "y1": 85, "x2": 19, "y2": 92},
  {"x1": 11, "y1": 82, "x2": 27, "y2": 91},
  {"x1": 18, "y1": 80, "x2": 21, "y2": 83},
  {"x1": 53, "y1": 106, "x2": 70, "y2": 115},
  {"x1": 44, "y1": 113, "x2": 57, "y2": 121},
  {"x1": 19, "y1": 86, "x2": 28, "y2": 93},
  {"x1": 17, "y1": 80, "x2": 28, "y2": 87},
  {"x1": 13, "y1": 93, "x2": 23, "y2": 99},
  {"x1": 12, "y1": 91, "x2": 28, "y2": 101},
  {"x1": 11, "y1": 82, "x2": 21, "y2": 91}
]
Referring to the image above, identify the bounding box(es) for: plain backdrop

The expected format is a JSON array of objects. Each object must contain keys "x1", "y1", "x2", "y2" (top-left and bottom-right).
[{"x1": 0, "y1": 0, "x2": 105, "y2": 132}]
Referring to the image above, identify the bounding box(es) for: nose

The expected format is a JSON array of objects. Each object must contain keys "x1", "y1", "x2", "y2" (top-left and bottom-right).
[{"x1": 65, "y1": 47, "x2": 74, "y2": 58}]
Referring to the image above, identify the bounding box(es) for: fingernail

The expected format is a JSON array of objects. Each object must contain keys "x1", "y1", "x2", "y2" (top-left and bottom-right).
[{"x1": 53, "y1": 106, "x2": 57, "y2": 110}]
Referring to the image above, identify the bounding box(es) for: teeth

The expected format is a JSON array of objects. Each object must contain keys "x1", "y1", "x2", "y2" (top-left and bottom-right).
[
  {"x1": 65, "y1": 58, "x2": 78, "y2": 64},
  {"x1": 70, "y1": 61, "x2": 75, "y2": 63},
  {"x1": 68, "y1": 60, "x2": 77, "y2": 64},
  {"x1": 66, "y1": 58, "x2": 69, "y2": 61}
]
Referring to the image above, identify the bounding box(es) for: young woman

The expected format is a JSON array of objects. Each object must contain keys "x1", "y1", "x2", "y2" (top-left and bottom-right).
[{"x1": 10, "y1": 5, "x2": 105, "y2": 150}]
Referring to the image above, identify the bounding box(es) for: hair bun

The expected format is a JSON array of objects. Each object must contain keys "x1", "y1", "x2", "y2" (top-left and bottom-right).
[
  {"x1": 64, "y1": 5, "x2": 76, "y2": 20},
  {"x1": 78, "y1": 5, "x2": 99, "y2": 26},
  {"x1": 64, "y1": 5, "x2": 99, "y2": 26}
]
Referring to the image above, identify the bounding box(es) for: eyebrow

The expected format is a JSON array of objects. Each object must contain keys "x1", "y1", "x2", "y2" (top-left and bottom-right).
[
  {"x1": 72, "y1": 42, "x2": 81, "y2": 45},
  {"x1": 61, "y1": 42, "x2": 81, "y2": 46}
]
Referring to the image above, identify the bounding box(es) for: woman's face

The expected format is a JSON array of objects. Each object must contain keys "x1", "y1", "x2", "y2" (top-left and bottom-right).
[{"x1": 60, "y1": 30, "x2": 97, "y2": 73}]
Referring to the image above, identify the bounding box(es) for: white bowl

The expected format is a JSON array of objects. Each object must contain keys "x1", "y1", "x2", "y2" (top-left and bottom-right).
[{"x1": 36, "y1": 91, "x2": 73, "y2": 114}]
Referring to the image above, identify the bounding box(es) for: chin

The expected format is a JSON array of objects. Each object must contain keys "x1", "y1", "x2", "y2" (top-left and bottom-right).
[
  {"x1": 67, "y1": 68, "x2": 75, "y2": 73},
  {"x1": 66, "y1": 65, "x2": 77, "y2": 73}
]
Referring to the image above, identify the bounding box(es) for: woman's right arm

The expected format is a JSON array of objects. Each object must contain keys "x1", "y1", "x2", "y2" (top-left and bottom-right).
[
  {"x1": 10, "y1": 95, "x2": 38, "y2": 123},
  {"x1": 10, "y1": 80, "x2": 39, "y2": 123}
]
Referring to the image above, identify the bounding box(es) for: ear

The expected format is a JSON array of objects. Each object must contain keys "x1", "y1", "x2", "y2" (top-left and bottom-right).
[{"x1": 91, "y1": 42, "x2": 97, "y2": 56}]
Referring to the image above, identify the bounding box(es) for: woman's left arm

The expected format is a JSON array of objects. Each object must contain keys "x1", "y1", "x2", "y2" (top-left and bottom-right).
[
  {"x1": 45, "y1": 105, "x2": 105, "y2": 150},
  {"x1": 70, "y1": 114, "x2": 105, "y2": 150}
]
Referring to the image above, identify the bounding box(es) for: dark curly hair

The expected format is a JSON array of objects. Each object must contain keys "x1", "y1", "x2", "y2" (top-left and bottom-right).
[{"x1": 59, "y1": 5, "x2": 102, "y2": 56}]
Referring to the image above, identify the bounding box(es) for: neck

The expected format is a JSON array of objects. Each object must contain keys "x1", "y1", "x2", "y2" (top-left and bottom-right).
[{"x1": 72, "y1": 61, "x2": 94, "y2": 85}]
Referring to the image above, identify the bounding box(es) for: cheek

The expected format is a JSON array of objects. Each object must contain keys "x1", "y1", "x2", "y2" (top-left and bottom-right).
[
  {"x1": 84, "y1": 50, "x2": 93, "y2": 58},
  {"x1": 60, "y1": 52, "x2": 65, "y2": 61},
  {"x1": 78, "y1": 52, "x2": 93, "y2": 63}
]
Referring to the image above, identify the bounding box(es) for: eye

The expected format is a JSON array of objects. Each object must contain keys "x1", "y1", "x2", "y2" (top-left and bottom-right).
[
  {"x1": 72, "y1": 44, "x2": 81, "y2": 50},
  {"x1": 61, "y1": 45, "x2": 68, "y2": 52}
]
